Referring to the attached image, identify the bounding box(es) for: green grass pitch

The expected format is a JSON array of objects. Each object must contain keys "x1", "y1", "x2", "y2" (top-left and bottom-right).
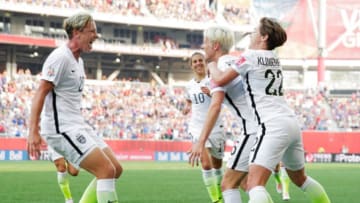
[{"x1": 0, "y1": 161, "x2": 359, "y2": 203}]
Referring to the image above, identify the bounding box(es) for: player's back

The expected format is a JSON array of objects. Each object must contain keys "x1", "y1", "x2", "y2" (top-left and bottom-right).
[
  {"x1": 215, "y1": 55, "x2": 258, "y2": 135},
  {"x1": 233, "y1": 49, "x2": 295, "y2": 124}
]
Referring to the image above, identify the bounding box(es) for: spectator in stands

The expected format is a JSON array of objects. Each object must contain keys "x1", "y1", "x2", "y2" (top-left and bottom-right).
[{"x1": 0, "y1": 122, "x2": 5, "y2": 134}]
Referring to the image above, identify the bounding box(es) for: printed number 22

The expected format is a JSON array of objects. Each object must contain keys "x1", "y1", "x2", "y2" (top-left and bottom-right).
[{"x1": 265, "y1": 69, "x2": 283, "y2": 96}]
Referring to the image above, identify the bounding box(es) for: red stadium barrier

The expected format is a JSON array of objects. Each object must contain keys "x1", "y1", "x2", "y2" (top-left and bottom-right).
[
  {"x1": 106, "y1": 140, "x2": 192, "y2": 152},
  {"x1": 302, "y1": 131, "x2": 360, "y2": 153},
  {"x1": 0, "y1": 34, "x2": 56, "y2": 47},
  {"x1": 0, "y1": 137, "x2": 27, "y2": 150},
  {"x1": 1, "y1": 131, "x2": 360, "y2": 154}
]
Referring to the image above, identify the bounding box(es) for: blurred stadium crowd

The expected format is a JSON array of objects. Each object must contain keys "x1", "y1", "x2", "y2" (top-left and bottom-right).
[
  {"x1": 0, "y1": 0, "x2": 359, "y2": 139},
  {"x1": 0, "y1": 69, "x2": 359, "y2": 139},
  {"x1": 3, "y1": 0, "x2": 249, "y2": 25}
]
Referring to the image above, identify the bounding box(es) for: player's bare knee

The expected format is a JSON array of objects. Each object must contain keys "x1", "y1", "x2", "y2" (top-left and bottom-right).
[
  {"x1": 287, "y1": 168, "x2": 306, "y2": 187},
  {"x1": 114, "y1": 164, "x2": 123, "y2": 179},
  {"x1": 96, "y1": 163, "x2": 117, "y2": 179},
  {"x1": 289, "y1": 173, "x2": 306, "y2": 187},
  {"x1": 68, "y1": 168, "x2": 79, "y2": 176},
  {"x1": 54, "y1": 162, "x2": 67, "y2": 172},
  {"x1": 202, "y1": 164, "x2": 212, "y2": 170},
  {"x1": 221, "y1": 181, "x2": 232, "y2": 191}
]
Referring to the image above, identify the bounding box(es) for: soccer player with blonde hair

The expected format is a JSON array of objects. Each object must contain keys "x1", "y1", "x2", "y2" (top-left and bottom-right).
[
  {"x1": 27, "y1": 12, "x2": 122, "y2": 203},
  {"x1": 189, "y1": 25, "x2": 258, "y2": 203},
  {"x1": 207, "y1": 17, "x2": 331, "y2": 203}
]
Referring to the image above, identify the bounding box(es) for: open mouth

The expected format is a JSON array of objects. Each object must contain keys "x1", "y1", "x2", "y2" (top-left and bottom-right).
[{"x1": 88, "y1": 40, "x2": 95, "y2": 48}]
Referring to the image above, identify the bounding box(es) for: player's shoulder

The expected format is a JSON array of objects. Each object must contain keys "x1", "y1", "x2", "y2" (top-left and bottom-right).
[
  {"x1": 46, "y1": 45, "x2": 70, "y2": 62},
  {"x1": 185, "y1": 78, "x2": 197, "y2": 89},
  {"x1": 234, "y1": 49, "x2": 265, "y2": 66},
  {"x1": 218, "y1": 54, "x2": 238, "y2": 70}
]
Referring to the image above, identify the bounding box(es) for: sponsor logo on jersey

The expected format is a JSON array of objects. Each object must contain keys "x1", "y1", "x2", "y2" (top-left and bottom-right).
[
  {"x1": 76, "y1": 134, "x2": 86, "y2": 144},
  {"x1": 47, "y1": 67, "x2": 55, "y2": 77},
  {"x1": 235, "y1": 56, "x2": 246, "y2": 67}
]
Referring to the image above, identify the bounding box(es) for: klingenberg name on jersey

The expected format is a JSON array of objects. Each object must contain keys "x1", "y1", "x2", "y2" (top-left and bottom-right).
[{"x1": 257, "y1": 57, "x2": 280, "y2": 66}]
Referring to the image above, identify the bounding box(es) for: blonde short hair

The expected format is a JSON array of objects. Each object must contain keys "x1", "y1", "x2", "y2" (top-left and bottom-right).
[
  {"x1": 204, "y1": 25, "x2": 234, "y2": 53},
  {"x1": 63, "y1": 12, "x2": 94, "y2": 39}
]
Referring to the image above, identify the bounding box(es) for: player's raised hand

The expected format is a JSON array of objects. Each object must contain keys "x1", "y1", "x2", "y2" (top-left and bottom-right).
[
  {"x1": 200, "y1": 86, "x2": 211, "y2": 97},
  {"x1": 182, "y1": 106, "x2": 191, "y2": 115}
]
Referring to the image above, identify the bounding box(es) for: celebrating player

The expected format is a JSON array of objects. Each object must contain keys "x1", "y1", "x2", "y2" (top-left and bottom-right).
[
  {"x1": 183, "y1": 52, "x2": 226, "y2": 203},
  {"x1": 27, "y1": 12, "x2": 122, "y2": 203},
  {"x1": 188, "y1": 25, "x2": 258, "y2": 203},
  {"x1": 208, "y1": 17, "x2": 331, "y2": 203}
]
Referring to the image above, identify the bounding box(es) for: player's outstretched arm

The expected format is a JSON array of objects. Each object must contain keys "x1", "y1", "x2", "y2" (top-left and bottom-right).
[
  {"x1": 208, "y1": 62, "x2": 238, "y2": 86},
  {"x1": 27, "y1": 80, "x2": 54, "y2": 159},
  {"x1": 188, "y1": 91, "x2": 225, "y2": 167}
]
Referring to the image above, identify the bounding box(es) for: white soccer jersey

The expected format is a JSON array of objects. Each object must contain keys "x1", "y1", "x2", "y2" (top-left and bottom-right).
[
  {"x1": 230, "y1": 49, "x2": 295, "y2": 124},
  {"x1": 185, "y1": 77, "x2": 224, "y2": 137},
  {"x1": 210, "y1": 55, "x2": 258, "y2": 135},
  {"x1": 40, "y1": 44, "x2": 86, "y2": 134},
  {"x1": 231, "y1": 50, "x2": 305, "y2": 171}
]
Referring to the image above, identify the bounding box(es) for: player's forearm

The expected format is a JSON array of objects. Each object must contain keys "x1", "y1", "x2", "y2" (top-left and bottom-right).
[
  {"x1": 182, "y1": 100, "x2": 191, "y2": 115},
  {"x1": 198, "y1": 104, "x2": 221, "y2": 144},
  {"x1": 29, "y1": 91, "x2": 46, "y2": 134}
]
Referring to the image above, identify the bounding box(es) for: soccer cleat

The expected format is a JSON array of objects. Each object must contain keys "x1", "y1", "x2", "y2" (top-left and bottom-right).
[
  {"x1": 282, "y1": 192, "x2": 290, "y2": 201},
  {"x1": 276, "y1": 182, "x2": 282, "y2": 194}
]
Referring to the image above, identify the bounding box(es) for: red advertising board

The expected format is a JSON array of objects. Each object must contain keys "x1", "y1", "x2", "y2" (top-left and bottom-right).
[{"x1": 1, "y1": 131, "x2": 360, "y2": 158}]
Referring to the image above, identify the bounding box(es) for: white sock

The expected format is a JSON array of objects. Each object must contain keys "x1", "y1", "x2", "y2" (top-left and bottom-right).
[
  {"x1": 96, "y1": 179, "x2": 118, "y2": 203},
  {"x1": 57, "y1": 171, "x2": 73, "y2": 201},
  {"x1": 202, "y1": 169, "x2": 219, "y2": 202},
  {"x1": 213, "y1": 168, "x2": 223, "y2": 184},
  {"x1": 223, "y1": 189, "x2": 242, "y2": 203},
  {"x1": 248, "y1": 186, "x2": 273, "y2": 203},
  {"x1": 301, "y1": 176, "x2": 331, "y2": 203},
  {"x1": 202, "y1": 169, "x2": 213, "y2": 178},
  {"x1": 57, "y1": 171, "x2": 68, "y2": 184}
]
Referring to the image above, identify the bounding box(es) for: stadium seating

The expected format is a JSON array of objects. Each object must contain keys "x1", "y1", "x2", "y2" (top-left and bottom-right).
[{"x1": 1, "y1": 70, "x2": 359, "y2": 139}]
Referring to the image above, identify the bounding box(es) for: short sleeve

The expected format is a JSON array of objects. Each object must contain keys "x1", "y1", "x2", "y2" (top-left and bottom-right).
[
  {"x1": 230, "y1": 55, "x2": 252, "y2": 76},
  {"x1": 41, "y1": 55, "x2": 65, "y2": 86},
  {"x1": 209, "y1": 78, "x2": 225, "y2": 95}
]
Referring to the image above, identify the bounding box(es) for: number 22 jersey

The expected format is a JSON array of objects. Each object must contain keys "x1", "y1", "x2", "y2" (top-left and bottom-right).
[{"x1": 230, "y1": 49, "x2": 295, "y2": 124}]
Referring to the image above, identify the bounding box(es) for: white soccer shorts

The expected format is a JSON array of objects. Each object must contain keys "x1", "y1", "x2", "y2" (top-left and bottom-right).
[
  {"x1": 190, "y1": 127, "x2": 226, "y2": 159},
  {"x1": 226, "y1": 132, "x2": 257, "y2": 172},
  {"x1": 47, "y1": 145, "x2": 63, "y2": 162},
  {"x1": 249, "y1": 116, "x2": 305, "y2": 171},
  {"x1": 42, "y1": 126, "x2": 108, "y2": 169}
]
